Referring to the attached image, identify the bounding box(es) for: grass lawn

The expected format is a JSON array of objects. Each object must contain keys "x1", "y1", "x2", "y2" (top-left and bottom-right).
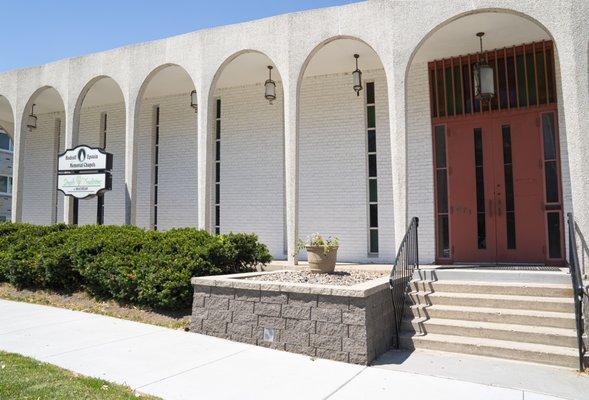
[
  {"x1": 0, "y1": 283, "x2": 190, "y2": 330},
  {"x1": 0, "y1": 351, "x2": 159, "y2": 400}
]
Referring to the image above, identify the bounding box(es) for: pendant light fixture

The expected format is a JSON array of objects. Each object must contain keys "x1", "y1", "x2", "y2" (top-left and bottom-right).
[
  {"x1": 264, "y1": 66, "x2": 276, "y2": 104},
  {"x1": 190, "y1": 90, "x2": 198, "y2": 113},
  {"x1": 473, "y1": 32, "x2": 495, "y2": 102},
  {"x1": 26, "y1": 104, "x2": 37, "y2": 131},
  {"x1": 352, "y1": 54, "x2": 363, "y2": 96}
]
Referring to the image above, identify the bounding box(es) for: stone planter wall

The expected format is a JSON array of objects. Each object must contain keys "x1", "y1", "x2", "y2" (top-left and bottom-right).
[{"x1": 190, "y1": 271, "x2": 395, "y2": 365}]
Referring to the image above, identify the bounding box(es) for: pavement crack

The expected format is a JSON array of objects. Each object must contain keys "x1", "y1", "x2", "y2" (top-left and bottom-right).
[{"x1": 322, "y1": 366, "x2": 368, "y2": 400}]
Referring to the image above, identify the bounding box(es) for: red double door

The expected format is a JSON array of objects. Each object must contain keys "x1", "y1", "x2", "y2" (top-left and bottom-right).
[{"x1": 444, "y1": 109, "x2": 561, "y2": 264}]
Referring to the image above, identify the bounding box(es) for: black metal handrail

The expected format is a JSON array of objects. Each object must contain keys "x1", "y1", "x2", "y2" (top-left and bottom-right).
[
  {"x1": 566, "y1": 212, "x2": 587, "y2": 371},
  {"x1": 389, "y1": 217, "x2": 419, "y2": 349}
]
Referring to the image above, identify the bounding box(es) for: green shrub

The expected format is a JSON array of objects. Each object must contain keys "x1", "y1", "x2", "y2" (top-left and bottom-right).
[{"x1": 0, "y1": 223, "x2": 272, "y2": 310}]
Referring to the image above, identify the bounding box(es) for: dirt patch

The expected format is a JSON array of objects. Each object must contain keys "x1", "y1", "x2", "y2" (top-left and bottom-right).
[{"x1": 0, "y1": 283, "x2": 190, "y2": 330}]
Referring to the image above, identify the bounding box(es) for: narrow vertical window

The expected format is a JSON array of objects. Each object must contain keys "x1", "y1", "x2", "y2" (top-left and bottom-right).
[
  {"x1": 214, "y1": 99, "x2": 221, "y2": 235},
  {"x1": 546, "y1": 212, "x2": 562, "y2": 259},
  {"x1": 474, "y1": 128, "x2": 486, "y2": 249},
  {"x1": 542, "y1": 113, "x2": 559, "y2": 203},
  {"x1": 434, "y1": 125, "x2": 450, "y2": 258},
  {"x1": 541, "y1": 112, "x2": 562, "y2": 259},
  {"x1": 502, "y1": 125, "x2": 516, "y2": 249},
  {"x1": 97, "y1": 113, "x2": 107, "y2": 225},
  {"x1": 365, "y1": 82, "x2": 378, "y2": 254},
  {"x1": 153, "y1": 107, "x2": 160, "y2": 230}
]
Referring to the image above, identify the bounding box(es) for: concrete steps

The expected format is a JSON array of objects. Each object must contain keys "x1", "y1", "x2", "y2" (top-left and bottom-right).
[
  {"x1": 407, "y1": 291, "x2": 574, "y2": 313},
  {"x1": 399, "y1": 332, "x2": 579, "y2": 368},
  {"x1": 409, "y1": 280, "x2": 572, "y2": 297},
  {"x1": 402, "y1": 317, "x2": 578, "y2": 348},
  {"x1": 399, "y1": 267, "x2": 583, "y2": 369},
  {"x1": 405, "y1": 304, "x2": 576, "y2": 329}
]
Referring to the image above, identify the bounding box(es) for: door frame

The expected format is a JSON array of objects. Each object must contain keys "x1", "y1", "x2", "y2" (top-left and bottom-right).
[{"x1": 431, "y1": 104, "x2": 565, "y2": 265}]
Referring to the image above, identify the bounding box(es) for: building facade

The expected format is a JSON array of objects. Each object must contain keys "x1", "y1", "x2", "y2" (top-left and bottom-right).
[
  {"x1": 0, "y1": 129, "x2": 12, "y2": 221},
  {"x1": 0, "y1": 0, "x2": 587, "y2": 265}
]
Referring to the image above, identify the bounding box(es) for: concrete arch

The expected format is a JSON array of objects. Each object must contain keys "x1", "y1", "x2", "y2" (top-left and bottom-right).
[
  {"x1": 403, "y1": 8, "x2": 569, "y2": 264},
  {"x1": 19, "y1": 86, "x2": 66, "y2": 225},
  {"x1": 135, "y1": 63, "x2": 197, "y2": 108},
  {"x1": 207, "y1": 49, "x2": 286, "y2": 258},
  {"x1": 404, "y1": 7, "x2": 560, "y2": 89},
  {"x1": 73, "y1": 76, "x2": 126, "y2": 226},
  {"x1": 73, "y1": 75, "x2": 126, "y2": 129},
  {"x1": 134, "y1": 63, "x2": 198, "y2": 230},
  {"x1": 295, "y1": 35, "x2": 393, "y2": 263},
  {"x1": 296, "y1": 35, "x2": 388, "y2": 101},
  {"x1": 208, "y1": 49, "x2": 284, "y2": 104},
  {"x1": 0, "y1": 95, "x2": 15, "y2": 139}
]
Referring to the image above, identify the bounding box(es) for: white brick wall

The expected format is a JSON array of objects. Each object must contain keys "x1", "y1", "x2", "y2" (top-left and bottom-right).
[
  {"x1": 298, "y1": 70, "x2": 394, "y2": 263},
  {"x1": 215, "y1": 84, "x2": 285, "y2": 259},
  {"x1": 136, "y1": 94, "x2": 199, "y2": 230},
  {"x1": 76, "y1": 103, "x2": 126, "y2": 225},
  {"x1": 406, "y1": 62, "x2": 436, "y2": 263}
]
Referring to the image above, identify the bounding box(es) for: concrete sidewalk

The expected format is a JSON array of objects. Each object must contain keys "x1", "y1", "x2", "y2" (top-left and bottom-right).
[{"x1": 0, "y1": 300, "x2": 586, "y2": 400}]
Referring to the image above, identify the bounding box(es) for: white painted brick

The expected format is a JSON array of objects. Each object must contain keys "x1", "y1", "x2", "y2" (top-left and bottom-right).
[
  {"x1": 215, "y1": 83, "x2": 285, "y2": 259},
  {"x1": 298, "y1": 70, "x2": 394, "y2": 263}
]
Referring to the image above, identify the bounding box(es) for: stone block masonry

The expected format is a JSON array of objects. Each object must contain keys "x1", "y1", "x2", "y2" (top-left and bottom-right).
[{"x1": 190, "y1": 271, "x2": 395, "y2": 365}]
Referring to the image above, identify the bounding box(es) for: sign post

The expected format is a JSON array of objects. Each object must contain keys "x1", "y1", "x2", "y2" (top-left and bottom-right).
[{"x1": 57, "y1": 145, "x2": 113, "y2": 202}]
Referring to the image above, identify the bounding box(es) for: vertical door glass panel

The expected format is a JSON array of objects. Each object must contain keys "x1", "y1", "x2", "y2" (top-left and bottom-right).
[
  {"x1": 434, "y1": 125, "x2": 450, "y2": 258},
  {"x1": 542, "y1": 113, "x2": 556, "y2": 159},
  {"x1": 438, "y1": 215, "x2": 450, "y2": 258},
  {"x1": 544, "y1": 161, "x2": 559, "y2": 203},
  {"x1": 436, "y1": 170, "x2": 448, "y2": 214},
  {"x1": 542, "y1": 113, "x2": 559, "y2": 203},
  {"x1": 435, "y1": 126, "x2": 446, "y2": 168},
  {"x1": 502, "y1": 125, "x2": 516, "y2": 249},
  {"x1": 474, "y1": 128, "x2": 486, "y2": 249},
  {"x1": 547, "y1": 212, "x2": 562, "y2": 258}
]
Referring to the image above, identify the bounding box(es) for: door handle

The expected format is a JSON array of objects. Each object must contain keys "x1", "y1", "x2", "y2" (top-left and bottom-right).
[{"x1": 496, "y1": 198, "x2": 502, "y2": 217}]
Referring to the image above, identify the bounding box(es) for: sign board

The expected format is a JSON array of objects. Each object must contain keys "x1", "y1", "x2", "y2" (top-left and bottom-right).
[
  {"x1": 57, "y1": 172, "x2": 112, "y2": 199},
  {"x1": 58, "y1": 145, "x2": 112, "y2": 172}
]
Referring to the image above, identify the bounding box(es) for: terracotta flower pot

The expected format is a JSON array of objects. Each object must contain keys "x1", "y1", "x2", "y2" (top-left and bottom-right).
[{"x1": 306, "y1": 245, "x2": 338, "y2": 273}]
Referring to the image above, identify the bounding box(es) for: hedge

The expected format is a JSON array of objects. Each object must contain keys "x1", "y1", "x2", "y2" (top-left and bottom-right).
[{"x1": 0, "y1": 223, "x2": 272, "y2": 310}]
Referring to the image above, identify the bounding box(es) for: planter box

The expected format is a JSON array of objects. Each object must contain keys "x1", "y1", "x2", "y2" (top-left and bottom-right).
[{"x1": 190, "y1": 270, "x2": 395, "y2": 365}]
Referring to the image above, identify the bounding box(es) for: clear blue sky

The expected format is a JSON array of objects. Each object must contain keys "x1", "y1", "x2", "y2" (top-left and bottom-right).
[{"x1": 1, "y1": 0, "x2": 362, "y2": 73}]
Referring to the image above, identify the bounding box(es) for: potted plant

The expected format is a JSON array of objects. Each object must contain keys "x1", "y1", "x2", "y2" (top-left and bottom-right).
[{"x1": 297, "y1": 233, "x2": 340, "y2": 273}]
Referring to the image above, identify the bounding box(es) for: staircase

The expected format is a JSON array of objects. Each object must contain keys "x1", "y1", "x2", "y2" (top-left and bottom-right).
[{"x1": 399, "y1": 267, "x2": 584, "y2": 368}]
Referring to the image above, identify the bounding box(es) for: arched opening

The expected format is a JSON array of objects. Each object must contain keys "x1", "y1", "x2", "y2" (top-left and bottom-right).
[
  {"x1": 405, "y1": 11, "x2": 567, "y2": 265},
  {"x1": 21, "y1": 87, "x2": 65, "y2": 224},
  {"x1": 74, "y1": 77, "x2": 126, "y2": 225},
  {"x1": 135, "y1": 65, "x2": 197, "y2": 230},
  {"x1": 0, "y1": 95, "x2": 14, "y2": 222},
  {"x1": 209, "y1": 51, "x2": 285, "y2": 259},
  {"x1": 297, "y1": 37, "x2": 392, "y2": 263}
]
